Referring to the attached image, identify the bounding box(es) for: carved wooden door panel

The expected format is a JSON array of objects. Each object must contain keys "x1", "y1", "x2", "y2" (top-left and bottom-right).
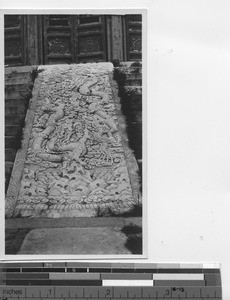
[
  {"x1": 125, "y1": 14, "x2": 142, "y2": 61},
  {"x1": 74, "y1": 15, "x2": 107, "y2": 63},
  {"x1": 43, "y1": 15, "x2": 107, "y2": 64},
  {"x1": 5, "y1": 15, "x2": 26, "y2": 66},
  {"x1": 43, "y1": 15, "x2": 75, "y2": 64}
]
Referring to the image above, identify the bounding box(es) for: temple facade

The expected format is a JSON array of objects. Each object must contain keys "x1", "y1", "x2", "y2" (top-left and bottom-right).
[{"x1": 5, "y1": 14, "x2": 142, "y2": 66}]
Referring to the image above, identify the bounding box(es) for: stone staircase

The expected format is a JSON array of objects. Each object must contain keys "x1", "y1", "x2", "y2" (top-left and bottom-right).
[
  {"x1": 5, "y1": 63, "x2": 143, "y2": 255},
  {"x1": 4, "y1": 63, "x2": 142, "y2": 193},
  {"x1": 114, "y1": 62, "x2": 142, "y2": 189},
  {"x1": 124, "y1": 65, "x2": 142, "y2": 160},
  {"x1": 5, "y1": 66, "x2": 37, "y2": 193}
]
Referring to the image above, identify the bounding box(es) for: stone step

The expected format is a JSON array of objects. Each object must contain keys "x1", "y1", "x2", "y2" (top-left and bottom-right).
[
  {"x1": 127, "y1": 121, "x2": 142, "y2": 160},
  {"x1": 5, "y1": 83, "x2": 33, "y2": 93},
  {"x1": 5, "y1": 90, "x2": 31, "y2": 101},
  {"x1": 6, "y1": 216, "x2": 142, "y2": 230},
  {"x1": 137, "y1": 159, "x2": 143, "y2": 190},
  {"x1": 5, "y1": 103, "x2": 28, "y2": 116},
  {"x1": 125, "y1": 78, "x2": 142, "y2": 86},
  {"x1": 4, "y1": 66, "x2": 36, "y2": 195},
  {"x1": 122, "y1": 95, "x2": 142, "y2": 111},
  {"x1": 5, "y1": 76, "x2": 33, "y2": 86},
  {"x1": 124, "y1": 85, "x2": 142, "y2": 95},
  {"x1": 5, "y1": 125, "x2": 21, "y2": 137},
  {"x1": 5, "y1": 70, "x2": 32, "y2": 78},
  {"x1": 126, "y1": 73, "x2": 142, "y2": 80},
  {"x1": 5, "y1": 115, "x2": 26, "y2": 126},
  {"x1": 5, "y1": 148, "x2": 17, "y2": 162},
  {"x1": 5, "y1": 136, "x2": 19, "y2": 149},
  {"x1": 129, "y1": 66, "x2": 142, "y2": 74},
  {"x1": 5, "y1": 65, "x2": 36, "y2": 75},
  {"x1": 119, "y1": 62, "x2": 142, "y2": 70},
  {"x1": 5, "y1": 97, "x2": 28, "y2": 108},
  {"x1": 124, "y1": 110, "x2": 142, "y2": 123},
  {"x1": 5, "y1": 162, "x2": 14, "y2": 178}
]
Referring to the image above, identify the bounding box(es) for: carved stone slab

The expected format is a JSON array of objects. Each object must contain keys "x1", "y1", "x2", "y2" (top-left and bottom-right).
[{"x1": 6, "y1": 63, "x2": 140, "y2": 218}]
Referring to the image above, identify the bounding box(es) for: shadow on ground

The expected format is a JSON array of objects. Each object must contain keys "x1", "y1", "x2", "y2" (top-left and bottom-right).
[
  {"x1": 5, "y1": 229, "x2": 31, "y2": 254},
  {"x1": 121, "y1": 223, "x2": 142, "y2": 254}
]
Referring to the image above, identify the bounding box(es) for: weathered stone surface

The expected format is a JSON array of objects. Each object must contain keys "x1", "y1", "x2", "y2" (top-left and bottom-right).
[
  {"x1": 18, "y1": 227, "x2": 132, "y2": 255},
  {"x1": 6, "y1": 63, "x2": 140, "y2": 218}
]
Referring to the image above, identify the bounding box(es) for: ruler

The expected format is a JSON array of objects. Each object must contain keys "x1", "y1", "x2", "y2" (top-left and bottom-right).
[{"x1": 0, "y1": 262, "x2": 222, "y2": 299}]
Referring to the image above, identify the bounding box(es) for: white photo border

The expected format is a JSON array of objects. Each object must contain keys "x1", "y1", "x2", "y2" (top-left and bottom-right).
[{"x1": 0, "y1": 7, "x2": 147, "y2": 260}]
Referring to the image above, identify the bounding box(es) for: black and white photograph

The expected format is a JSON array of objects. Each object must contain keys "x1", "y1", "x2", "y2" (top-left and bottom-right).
[
  {"x1": 2, "y1": 0, "x2": 230, "y2": 296},
  {"x1": 3, "y1": 12, "x2": 145, "y2": 256}
]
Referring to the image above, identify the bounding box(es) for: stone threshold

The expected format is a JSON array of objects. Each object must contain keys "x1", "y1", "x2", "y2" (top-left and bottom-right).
[{"x1": 6, "y1": 216, "x2": 142, "y2": 230}]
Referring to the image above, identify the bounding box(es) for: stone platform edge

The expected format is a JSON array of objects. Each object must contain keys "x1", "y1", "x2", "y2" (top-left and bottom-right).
[{"x1": 5, "y1": 216, "x2": 142, "y2": 229}]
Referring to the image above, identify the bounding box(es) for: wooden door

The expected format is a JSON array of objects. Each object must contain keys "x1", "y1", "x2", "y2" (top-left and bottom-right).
[
  {"x1": 4, "y1": 15, "x2": 26, "y2": 66},
  {"x1": 43, "y1": 15, "x2": 74, "y2": 64},
  {"x1": 43, "y1": 15, "x2": 107, "y2": 64},
  {"x1": 125, "y1": 14, "x2": 142, "y2": 61}
]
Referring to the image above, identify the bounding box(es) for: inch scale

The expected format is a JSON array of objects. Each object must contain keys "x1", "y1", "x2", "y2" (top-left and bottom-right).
[{"x1": 0, "y1": 262, "x2": 222, "y2": 300}]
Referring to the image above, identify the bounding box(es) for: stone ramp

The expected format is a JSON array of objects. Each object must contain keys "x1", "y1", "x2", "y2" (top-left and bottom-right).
[{"x1": 6, "y1": 63, "x2": 140, "y2": 218}]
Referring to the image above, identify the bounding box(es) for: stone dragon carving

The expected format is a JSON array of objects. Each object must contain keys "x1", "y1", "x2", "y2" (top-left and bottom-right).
[
  {"x1": 32, "y1": 78, "x2": 117, "y2": 165},
  {"x1": 12, "y1": 64, "x2": 138, "y2": 218}
]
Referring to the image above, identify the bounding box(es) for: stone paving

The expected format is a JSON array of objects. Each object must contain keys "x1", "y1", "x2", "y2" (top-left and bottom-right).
[
  {"x1": 5, "y1": 217, "x2": 142, "y2": 255},
  {"x1": 6, "y1": 63, "x2": 140, "y2": 218},
  {"x1": 18, "y1": 227, "x2": 132, "y2": 255},
  {"x1": 5, "y1": 228, "x2": 31, "y2": 255}
]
